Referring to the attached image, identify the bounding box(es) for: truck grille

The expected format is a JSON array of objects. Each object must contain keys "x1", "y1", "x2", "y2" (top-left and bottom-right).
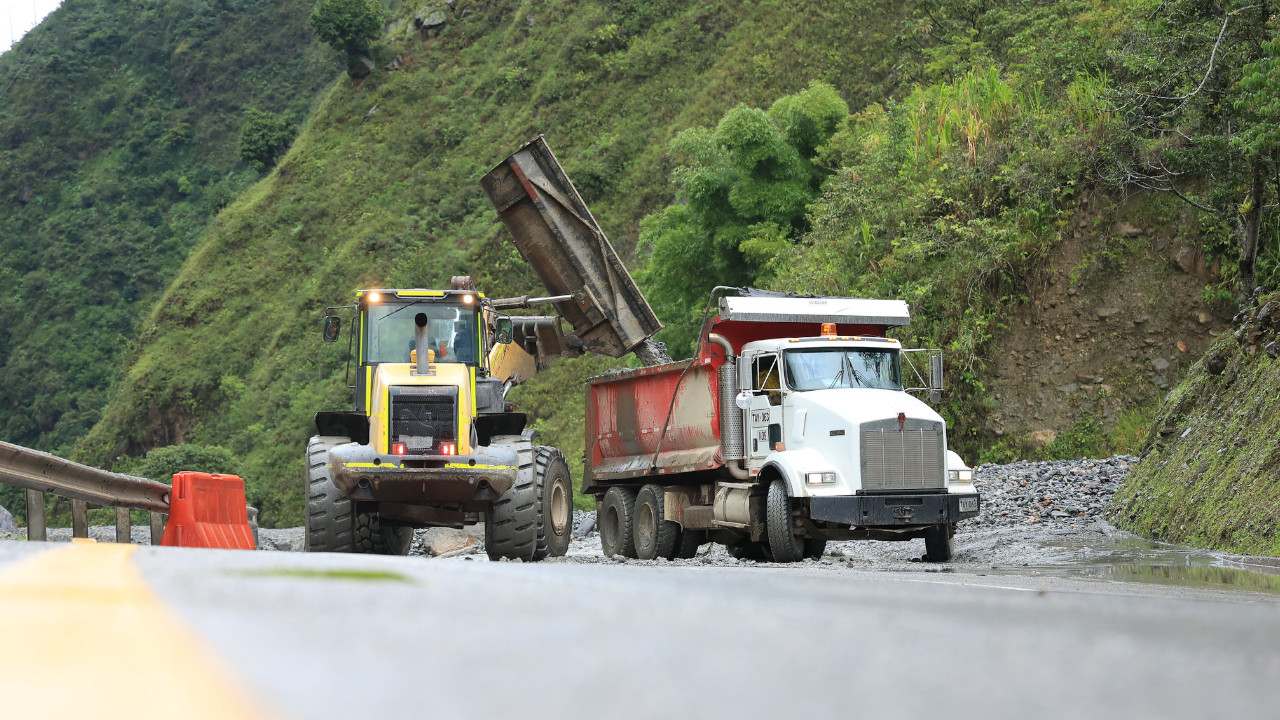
[
  {"x1": 390, "y1": 386, "x2": 457, "y2": 453},
  {"x1": 860, "y1": 418, "x2": 945, "y2": 491}
]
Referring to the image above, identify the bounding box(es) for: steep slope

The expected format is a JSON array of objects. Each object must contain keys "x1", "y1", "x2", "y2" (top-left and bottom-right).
[
  {"x1": 78, "y1": 0, "x2": 910, "y2": 524},
  {"x1": 1107, "y1": 291, "x2": 1280, "y2": 556},
  {"x1": 0, "y1": 0, "x2": 334, "y2": 458}
]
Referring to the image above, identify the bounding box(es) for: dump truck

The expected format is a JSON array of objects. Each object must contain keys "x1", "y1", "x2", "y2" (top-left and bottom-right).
[
  {"x1": 306, "y1": 137, "x2": 662, "y2": 560},
  {"x1": 583, "y1": 289, "x2": 981, "y2": 562}
]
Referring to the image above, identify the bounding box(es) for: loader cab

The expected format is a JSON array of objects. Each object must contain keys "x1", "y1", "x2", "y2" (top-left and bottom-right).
[
  {"x1": 360, "y1": 291, "x2": 482, "y2": 367},
  {"x1": 353, "y1": 289, "x2": 485, "y2": 413}
]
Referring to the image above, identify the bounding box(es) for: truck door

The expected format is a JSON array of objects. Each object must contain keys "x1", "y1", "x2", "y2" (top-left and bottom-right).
[{"x1": 745, "y1": 352, "x2": 783, "y2": 466}]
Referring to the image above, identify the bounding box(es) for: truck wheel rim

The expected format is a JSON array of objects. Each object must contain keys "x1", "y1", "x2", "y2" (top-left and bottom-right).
[
  {"x1": 551, "y1": 482, "x2": 569, "y2": 535},
  {"x1": 636, "y1": 503, "x2": 654, "y2": 547}
]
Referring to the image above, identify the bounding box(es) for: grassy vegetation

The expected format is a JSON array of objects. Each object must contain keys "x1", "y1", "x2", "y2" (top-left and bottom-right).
[
  {"x1": 74, "y1": 0, "x2": 912, "y2": 525},
  {"x1": 0, "y1": 0, "x2": 336, "y2": 515},
  {"x1": 1108, "y1": 293, "x2": 1280, "y2": 555}
]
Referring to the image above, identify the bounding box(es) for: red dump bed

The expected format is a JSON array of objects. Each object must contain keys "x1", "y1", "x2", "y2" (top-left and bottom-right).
[{"x1": 583, "y1": 341, "x2": 728, "y2": 490}]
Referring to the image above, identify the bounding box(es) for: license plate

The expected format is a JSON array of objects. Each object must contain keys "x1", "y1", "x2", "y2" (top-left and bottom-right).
[
  {"x1": 959, "y1": 497, "x2": 978, "y2": 513},
  {"x1": 401, "y1": 436, "x2": 433, "y2": 449}
]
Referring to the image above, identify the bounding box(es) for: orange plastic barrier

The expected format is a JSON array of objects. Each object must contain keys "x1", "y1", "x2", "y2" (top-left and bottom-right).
[{"x1": 159, "y1": 472, "x2": 255, "y2": 550}]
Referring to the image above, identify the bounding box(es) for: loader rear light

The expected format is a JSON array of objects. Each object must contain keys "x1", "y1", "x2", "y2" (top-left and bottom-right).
[
  {"x1": 439, "y1": 442, "x2": 456, "y2": 455},
  {"x1": 392, "y1": 443, "x2": 408, "y2": 455},
  {"x1": 368, "y1": 291, "x2": 383, "y2": 303}
]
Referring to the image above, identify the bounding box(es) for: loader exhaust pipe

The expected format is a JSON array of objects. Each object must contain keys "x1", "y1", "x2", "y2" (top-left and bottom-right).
[{"x1": 415, "y1": 313, "x2": 431, "y2": 374}]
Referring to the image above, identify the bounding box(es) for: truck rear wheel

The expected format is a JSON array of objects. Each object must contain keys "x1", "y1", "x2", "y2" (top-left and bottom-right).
[
  {"x1": 923, "y1": 523, "x2": 954, "y2": 562},
  {"x1": 634, "y1": 484, "x2": 679, "y2": 560},
  {"x1": 532, "y1": 446, "x2": 572, "y2": 560},
  {"x1": 599, "y1": 486, "x2": 638, "y2": 559},
  {"x1": 485, "y1": 437, "x2": 537, "y2": 561},
  {"x1": 675, "y1": 528, "x2": 704, "y2": 559},
  {"x1": 766, "y1": 478, "x2": 804, "y2": 563}
]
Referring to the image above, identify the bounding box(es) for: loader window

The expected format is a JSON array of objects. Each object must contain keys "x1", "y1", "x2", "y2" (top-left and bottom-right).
[
  {"x1": 364, "y1": 302, "x2": 480, "y2": 365},
  {"x1": 784, "y1": 348, "x2": 901, "y2": 391}
]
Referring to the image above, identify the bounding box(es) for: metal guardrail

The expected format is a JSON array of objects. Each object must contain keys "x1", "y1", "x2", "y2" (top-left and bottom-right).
[{"x1": 0, "y1": 441, "x2": 170, "y2": 543}]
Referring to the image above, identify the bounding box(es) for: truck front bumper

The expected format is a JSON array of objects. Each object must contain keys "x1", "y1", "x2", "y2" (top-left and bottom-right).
[
  {"x1": 329, "y1": 442, "x2": 518, "y2": 506},
  {"x1": 809, "y1": 492, "x2": 980, "y2": 527}
]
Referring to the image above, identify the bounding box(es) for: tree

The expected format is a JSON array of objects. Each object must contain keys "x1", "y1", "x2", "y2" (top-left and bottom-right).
[
  {"x1": 309, "y1": 0, "x2": 385, "y2": 76},
  {"x1": 116, "y1": 444, "x2": 242, "y2": 483},
  {"x1": 238, "y1": 109, "x2": 298, "y2": 172},
  {"x1": 1107, "y1": 1, "x2": 1279, "y2": 302},
  {"x1": 636, "y1": 82, "x2": 848, "y2": 355}
]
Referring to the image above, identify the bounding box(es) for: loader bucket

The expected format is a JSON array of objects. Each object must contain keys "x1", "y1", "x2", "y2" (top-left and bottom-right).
[{"x1": 481, "y1": 136, "x2": 663, "y2": 358}]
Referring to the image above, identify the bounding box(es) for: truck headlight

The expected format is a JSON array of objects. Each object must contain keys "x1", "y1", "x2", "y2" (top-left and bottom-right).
[
  {"x1": 805, "y1": 471, "x2": 836, "y2": 485},
  {"x1": 948, "y1": 469, "x2": 973, "y2": 483}
]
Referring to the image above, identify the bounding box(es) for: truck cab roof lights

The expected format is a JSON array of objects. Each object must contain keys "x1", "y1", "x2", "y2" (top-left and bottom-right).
[{"x1": 821, "y1": 322, "x2": 837, "y2": 336}]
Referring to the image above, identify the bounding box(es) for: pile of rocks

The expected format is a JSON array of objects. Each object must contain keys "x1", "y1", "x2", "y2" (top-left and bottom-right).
[{"x1": 966, "y1": 455, "x2": 1135, "y2": 528}]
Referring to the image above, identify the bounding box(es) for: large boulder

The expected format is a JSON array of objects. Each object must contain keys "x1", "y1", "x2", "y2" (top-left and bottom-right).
[{"x1": 0, "y1": 505, "x2": 17, "y2": 535}]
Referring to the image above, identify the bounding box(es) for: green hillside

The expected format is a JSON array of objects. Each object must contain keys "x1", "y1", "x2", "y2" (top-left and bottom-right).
[
  {"x1": 0, "y1": 0, "x2": 335, "y2": 468},
  {"x1": 75, "y1": 0, "x2": 910, "y2": 523},
  {"x1": 39, "y1": 0, "x2": 1276, "y2": 543}
]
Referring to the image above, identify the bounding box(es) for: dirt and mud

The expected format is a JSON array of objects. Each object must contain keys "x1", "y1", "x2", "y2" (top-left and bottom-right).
[{"x1": 984, "y1": 193, "x2": 1231, "y2": 449}]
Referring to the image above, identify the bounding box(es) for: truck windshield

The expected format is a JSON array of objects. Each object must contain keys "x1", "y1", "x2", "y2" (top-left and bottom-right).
[
  {"x1": 783, "y1": 348, "x2": 901, "y2": 391},
  {"x1": 364, "y1": 302, "x2": 479, "y2": 365}
]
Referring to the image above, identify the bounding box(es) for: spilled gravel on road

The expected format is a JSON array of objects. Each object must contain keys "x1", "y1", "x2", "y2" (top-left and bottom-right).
[{"x1": 28, "y1": 455, "x2": 1279, "y2": 593}]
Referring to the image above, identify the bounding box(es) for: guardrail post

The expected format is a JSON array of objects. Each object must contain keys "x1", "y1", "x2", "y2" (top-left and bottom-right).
[
  {"x1": 115, "y1": 507, "x2": 131, "y2": 543},
  {"x1": 72, "y1": 499, "x2": 88, "y2": 539},
  {"x1": 150, "y1": 512, "x2": 165, "y2": 545},
  {"x1": 25, "y1": 490, "x2": 46, "y2": 541}
]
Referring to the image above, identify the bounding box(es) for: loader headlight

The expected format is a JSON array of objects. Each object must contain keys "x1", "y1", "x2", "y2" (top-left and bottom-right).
[
  {"x1": 805, "y1": 471, "x2": 836, "y2": 485},
  {"x1": 948, "y1": 469, "x2": 973, "y2": 483}
]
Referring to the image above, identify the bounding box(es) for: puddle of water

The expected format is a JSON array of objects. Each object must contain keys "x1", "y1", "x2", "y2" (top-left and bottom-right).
[{"x1": 993, "y1": 531, "x2": 1280, "y2": 594}]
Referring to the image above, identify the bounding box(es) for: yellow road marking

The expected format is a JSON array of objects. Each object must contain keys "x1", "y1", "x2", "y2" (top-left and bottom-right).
[{"x1": 0, "y1": 543, "x2": 273, "y2": 719}]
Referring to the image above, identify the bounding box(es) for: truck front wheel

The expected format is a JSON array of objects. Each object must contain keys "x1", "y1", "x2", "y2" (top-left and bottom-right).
[
  {"x1": 923, "y1": 523, "x2": 955, "y2": 562},
  {"x1": 599, "y1": 486, "x2": 638, "y2": 559},
  {"x1": 634, "y1": 484, "x2": 680, "y2": 560},
  {"x1": 766, "y1": 478, "x2": 805, "y2": 563}
]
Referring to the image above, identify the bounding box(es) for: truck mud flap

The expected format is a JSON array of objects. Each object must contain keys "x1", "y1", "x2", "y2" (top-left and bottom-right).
[{"x1": 481, "y1": 136, "x2": 662, "y2": 358}]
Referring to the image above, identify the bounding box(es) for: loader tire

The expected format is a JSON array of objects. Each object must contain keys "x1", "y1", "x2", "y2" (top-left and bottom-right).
[
  {"x1": 634, "y1": 484, "x2": 679, "y2": 560},
  {"x1": 485, "y1": 436, "x2": 537, "y2": 561},
  {"x1": 923, "y1": 523, "x2": 954, "y2": 563},
  {"x1": 354, "y1": 513, "x2": 414, "y2": 556},
  {"x1": 766, "y1": 478, "x2": 804, "y2": 563},
  {"x1": 599, "y1": 486, "x2": 638, "y2": 559},
  {"x1": 532, "y1": 446, "x2": 572, "y2": 560},
  {"x1": 305, "y1": 436, "x2": 355, "y2": 553}
]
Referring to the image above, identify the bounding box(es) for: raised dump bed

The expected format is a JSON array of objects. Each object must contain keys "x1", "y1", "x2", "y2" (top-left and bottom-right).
[{"x1": 480, "y1": 136, "x2": 662, "y2": 358}]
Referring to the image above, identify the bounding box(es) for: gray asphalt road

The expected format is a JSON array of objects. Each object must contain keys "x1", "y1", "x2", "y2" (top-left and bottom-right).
[{"x1": 97, "y1": 545, "x2": 1280, "y2": 720}]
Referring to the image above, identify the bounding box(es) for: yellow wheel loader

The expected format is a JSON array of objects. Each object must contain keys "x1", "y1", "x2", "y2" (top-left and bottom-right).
[{"x1": 305, "y1": 137, "x2": 663, "y2": 560}]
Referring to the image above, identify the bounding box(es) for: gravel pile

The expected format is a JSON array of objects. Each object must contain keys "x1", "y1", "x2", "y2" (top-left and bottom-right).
[{"x1": 966, "y1": 455, "x2": 1135, "y2": 528}]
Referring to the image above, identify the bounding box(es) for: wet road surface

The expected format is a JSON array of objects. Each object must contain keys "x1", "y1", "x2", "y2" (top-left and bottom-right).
[{"x1": 3, "y1": 539, "x2": 1273, "y2": 719}]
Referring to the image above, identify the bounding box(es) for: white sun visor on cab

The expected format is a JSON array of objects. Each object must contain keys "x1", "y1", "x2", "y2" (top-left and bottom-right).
[{"x1": 717, "y1": 296, "x2": 911, "y2": 327}]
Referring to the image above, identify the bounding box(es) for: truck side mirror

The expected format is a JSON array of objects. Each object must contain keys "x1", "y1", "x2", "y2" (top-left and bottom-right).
[
  {"x1": 929, "y1": 352, "x2": 944, "y2": 403},
  {"x1": 322, "y1": 315, "x2": 341, "y2": 342},
  {"x1": 494, "y1": 317, "x2": 513, "y2": 344}
]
